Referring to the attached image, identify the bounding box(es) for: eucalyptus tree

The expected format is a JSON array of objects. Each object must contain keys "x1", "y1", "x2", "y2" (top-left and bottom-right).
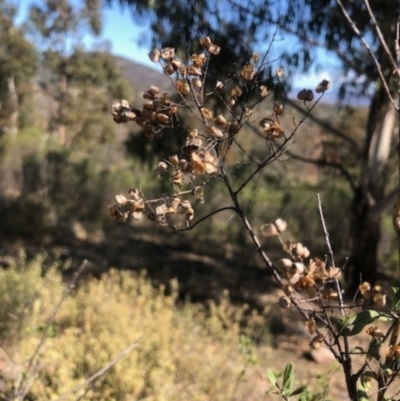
[
  {"x1": 26, "y1": 0, "x2": 129, "y2": 145},
  {"x1": 0, "y1": 0, "x2": 37, "y2": 135}
]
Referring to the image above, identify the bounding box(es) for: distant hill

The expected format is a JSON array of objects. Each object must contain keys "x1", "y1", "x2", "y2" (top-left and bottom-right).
[
  {"x1": 114, "y1": 55, "x2": 371, "y2": 107},
  {"x1": 114, "y1": 56, "x2": 171, "y2": 95}
]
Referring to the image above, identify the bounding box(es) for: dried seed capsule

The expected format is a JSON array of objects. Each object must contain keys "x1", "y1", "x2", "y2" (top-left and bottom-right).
[
  {"x1": 148, "y1": 48, "x2": 161, "y2": 62},
  {"x1": 316, "y1": 79, "x2": 331, "y2": 93},
  {"x1": 115, "y1": 194, "x2": 128, "y2": 205},
  {"x1": 208, "y1": 126, "x2": 223, "y2": 138},
  {"x1": 260, "y1": 85, "x2": 269, "y2": 98},
  {"x1": 208, "y1": 44, "x2": 220, "y2": 55},
  {"x1": 297, "y1": 89, "x2": 314, "y2": 102},
  {"x1": 176, "y1": 80, "x2": 190, "y2": 95},
  {"x1": 310, "y1": 334, "x2": 324, "y2": 349},
  {"x1": 161, "y1": 47, "x2": 175, "y2": 59},
  {"x1": 273, "y1": 102, "x2": 283, "y2": 115},
  {"x1": 199, "y1": 36, "x2": 212, "y2": 49},
  {"x1": 192, "y1": 77, "x2": 202, "y2": 89},
  {"x1": 279, "y1": 296, "x2": 291, "y2": 309}
]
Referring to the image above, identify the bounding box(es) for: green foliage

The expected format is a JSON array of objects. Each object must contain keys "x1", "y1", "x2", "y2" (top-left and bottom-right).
[
  {"x1": 0, "y1": 0, "x2": 38, "y2": 132},
  {"x1": 336, "y1": 310, "x2": 392, "y2": 337},
  {"x1": 0, "y1": 253, "x2": 59, "y2": 340},
  {"x1": 266, "y1": 363, "x2": 310, "y2": 401},
  {"x1": 25, "y1": 0, "x2": 131, "y2": 144}
]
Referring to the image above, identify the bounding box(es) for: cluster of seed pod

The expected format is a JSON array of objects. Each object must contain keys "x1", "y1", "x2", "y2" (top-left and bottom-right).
[
  {"x1": 147, "y1": 38, "x2": 219, "y2": 97},
  {"x1": 277, "y1": 257, "x2": 342, "y2": 300},
  {"x1": 109, "y1": 188, "x2": 199, "y2": 226},
  {"x1": 261, "y1": 219, "x2": 342, "y2": 302},
  {"x1": 358, "y1": 281, "x2": 386, "y2": 307},
  {"x1": 155, "y1": 128, "x2": 220, "y2": 188},
  {"x1": 110, "y1": 38, "x2": 298, "y2": 229},
  {"x1": 111, "y1": 86, "x2": 178, "y2": 138},
  {"x1": 258, "y1": 117, "x2": 284, "y2": 140},
  {"x1": 297, "y1": 79, "x2": 331, "y2": 103}
]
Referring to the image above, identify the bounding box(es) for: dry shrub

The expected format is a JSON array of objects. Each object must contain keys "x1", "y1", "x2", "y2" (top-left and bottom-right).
[{"x1": 1, "y1": 256, "x2": 262, "y2": 401}]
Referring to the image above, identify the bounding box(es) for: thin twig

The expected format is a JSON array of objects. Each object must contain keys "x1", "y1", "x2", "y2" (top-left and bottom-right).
[
  {"x1": 316, "y1": 193, "x2": 352, "y2": 389},
  {"x1": 287, "y1": 151, "x2": 357, "y2": 193},
  {"x1": 316, "y1": 194, "x2": 336, "y2": 269},
  {"x1": 235, "y1": 93, "x2": 325, "y2": 195},
  {"x1": 16, "y1": 259, "x2": 88, "y2": 401},
  {"x1": 176, "y1": 206, "x2": 237, "y2": 232},
  {"x1": 362, "y1": 0, "x2": 398, "y2": 73},
  {"x1": 334, "y1": 0, "x2": 397, "y2": 108}
]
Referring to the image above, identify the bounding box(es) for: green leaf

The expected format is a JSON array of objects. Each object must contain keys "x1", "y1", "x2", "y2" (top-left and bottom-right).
[
  {"x1": 361, "y1": 371, "x2": 378, "y2": 382},
  {"x1": 266, "y1": 368, "x2": 277, "y2": 387},
  {"x1": 391, "y1": 286, "x2": 400, "y2": 312},
  {"x1": 282, "y1": 363, "x2": 294, "y2": 396},
  {"x1": 366, "y1": 339, "x2": 383, "y2": 362},
  {"x1": 265, "y1": 389, "x2": 279, "y2": 395},
  {"x1": 337, "y1": 310, "x2": 392, "y2": 336},
  {"x1": 349, "y1": 346, "x2": 364, "y2": 354},
  {"x1": 290, "y1": 384, "x2": 309, "y2": 396}
]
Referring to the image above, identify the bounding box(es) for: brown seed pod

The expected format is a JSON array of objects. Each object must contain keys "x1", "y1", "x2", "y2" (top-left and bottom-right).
[
  {"x1": 208, "y1": 126, "x2": 224, "y2": 138},
  {"x1": 316, "y1": 79, "x2": 331, "y2": 93},
  {"x1": 201, "y1": 108, "x2": 214, "y2": 119},
  {"x1": 187, "y1": 65, "x2": 203, "y2": 76},
  {"x1": 115, "y1": 194, "x2": 128, "y2": 205},
  {"x1": 163, "y1": 63, "x2": 175, "y2": 75},
  {"x1": 359, "y1": 282, "x2": 372, "y2": 300},
  {"x1": 279, "y1": 296, "x2": 291, "y2": 309},
  {"x1": 241, "y1": 64, "x2": 255, "y2": 80},
  {"x1": 231, "y1": 86, "x2": 243, "y2": 98},
  {"x1": 181, "y1": 200, "x2": 192, "y2": 209},
  {"x1": 276, "y1": 258, "x2": 293, "y2": 272},
  {"x1": 297, "y1": 89, "x2": 314, "y2": 102},
  {"x1": 148, "y1": 48, "x2": 161, "y2": 62},
  {"x1": 192, "y1": 77, "x2": 203, "y2": 89},
  {"x1": 199, "y1": 36, "x2": 212, "y2": 49},
  {"x1": 156, "y1": 113, "x2": 170, "y2": 124},
  {"x1": 260, "y1": 85, "x2": 269, "y2": 98},
  {"x1": 191, "y1": 53, "x2": 206, "y2": 66},
  {"x1": 161, "y1": 47, "x2": 175, "y2": 59},
  {"x1": 176, "y1": 80, "x2": 190, "y2": 95},
  {"x1": 214, "y1": 114, "x2": 228, "y2": 128},
  {"x1": 366, "y1": 326, "x2": 384, "y2": 338},
  {"x1": 310, "y1": 334, "x2": 324, "y2": 349},
  {"x1": 306, "y1": 317, "x2": 316, "y2": 335},
  {"x1": 273, "y1": 102, "x2": 283, "y2": 115},
  {"x1": 208, "y1": 44, "x2": 220, "y2": 55}
]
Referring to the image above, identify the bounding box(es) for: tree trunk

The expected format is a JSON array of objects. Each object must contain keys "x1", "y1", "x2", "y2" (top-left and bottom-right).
[
  {"x1": 6, "y1": 74, "x2": 18, "y2": 136},
  {"x1": 57, "y1": 70, "x2": 67, "y2": 145},
  {"x1": 347, "y1": 84, "x2": 396, "y2": 288}
]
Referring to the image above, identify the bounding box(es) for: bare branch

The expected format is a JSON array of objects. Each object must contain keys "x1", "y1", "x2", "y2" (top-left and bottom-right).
[
  {"x1": 175, "y1": 206, "x2": 237, "y2": 232},
  {"x1": 334, "y1": 0, "x2": 398, "y2": 108},
  {"x1": 235, "y1": 93, "x2": 326, "y2": 195},
  {"x1": 16, "y1": 259, "x2": 88, "y2": 401},
  {"x1": 284, "y1": 98, "x2": 359, "y2": 152},
  {"x1": 287, "y1": 151, "x2": 358, "y2": 193},
  {"x1": 362, "y1": 0, "x2": 398, "y2": 73}
]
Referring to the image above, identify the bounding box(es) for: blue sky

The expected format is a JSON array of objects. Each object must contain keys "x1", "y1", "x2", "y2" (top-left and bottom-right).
[
  {"x1": 16, "y1": 0, "x2": 368, "y2": 104},
  {"x1": 17, "y1": 0, "x2": 156, "y2": 68},
  {"x1": 16, "y1": 1, "x2": 339, "y2": 76}
]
